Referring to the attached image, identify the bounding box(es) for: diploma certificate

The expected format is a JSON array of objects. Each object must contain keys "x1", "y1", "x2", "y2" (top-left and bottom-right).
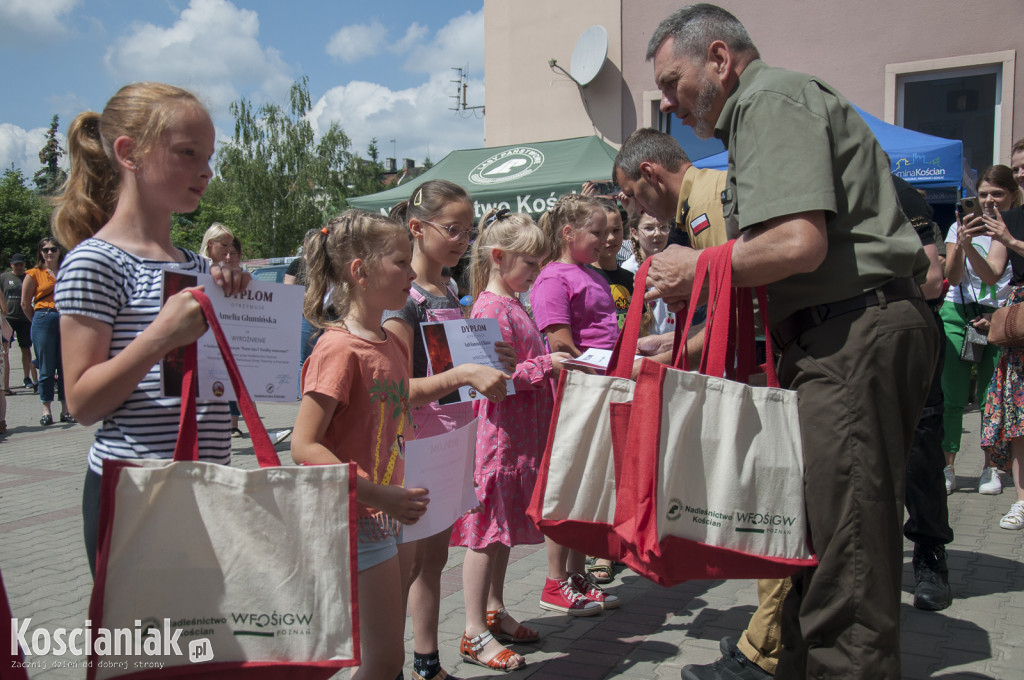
[
  {"x1": 420, "y1": 318, "x2": 514, "y2": 404},
  {"x1": 161, "y1": 270, "x2": 303, "y2": 402}
]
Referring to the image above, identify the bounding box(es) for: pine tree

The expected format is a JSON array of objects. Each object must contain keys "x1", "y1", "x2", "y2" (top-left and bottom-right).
[{"x1": 33, "y1": 115, "x2": 67, "y2": 196}]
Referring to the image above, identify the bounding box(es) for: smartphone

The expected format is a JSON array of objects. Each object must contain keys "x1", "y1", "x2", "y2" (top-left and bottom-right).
[
  {"x1": 590, "y1": 181, "x2": 620, "y2": 196},
  {"x1": 959, "y1": 196, "x2": 983, "y2": 221}
]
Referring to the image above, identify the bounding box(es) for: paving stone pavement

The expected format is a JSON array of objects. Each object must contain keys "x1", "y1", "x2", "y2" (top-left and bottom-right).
[{"x1": 1, "y1": 363, "x2": 1022, "y2": 679}]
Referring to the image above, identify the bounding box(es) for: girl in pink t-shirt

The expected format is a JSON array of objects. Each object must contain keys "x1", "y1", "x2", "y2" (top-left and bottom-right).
[
  {"x1": 532, "y1": 194, "x2": 619, "y2": 354},
  {"x1": 531, "y1": 193, "x2": 622, "y2": 612},
  {"x1": 291, "y1": 209, "x2": 428, "y2": 680}
]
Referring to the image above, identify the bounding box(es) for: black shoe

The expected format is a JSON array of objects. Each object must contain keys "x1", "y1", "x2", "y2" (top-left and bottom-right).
[
  {"x1": 39, "y1": 414, "x2": 53, "y2": 426},
  {"x1": 681, "y1": 637, "x2": 773, "y2": 680},
  {"x1": 60, "y1": 412, "x2": 76, "y2": 424},
  {"x1": 912, "y1": 544, "x2": 952, "y2": 611}
]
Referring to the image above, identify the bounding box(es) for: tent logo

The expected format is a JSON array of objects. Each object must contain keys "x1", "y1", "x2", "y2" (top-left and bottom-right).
[{"x1": 469, "y1": 147, "x2": 544, "y2": 185}]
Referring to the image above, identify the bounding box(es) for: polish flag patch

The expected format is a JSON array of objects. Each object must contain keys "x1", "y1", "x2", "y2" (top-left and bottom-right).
[{"x1": 690, "y1": 213, "x2": 711, "y2": 235}]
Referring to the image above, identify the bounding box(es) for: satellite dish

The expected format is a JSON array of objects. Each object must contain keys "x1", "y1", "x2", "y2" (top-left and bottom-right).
[{"x1": 570, "y1": 25, "x2": 608, "y2": 87}]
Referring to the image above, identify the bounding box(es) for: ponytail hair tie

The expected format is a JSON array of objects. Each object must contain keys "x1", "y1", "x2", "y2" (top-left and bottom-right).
[
  {"x1": 484, "y1": 208, "x2": 510, "y2": 227},
  {"x1": 321, "y1": 227, "x2": 329, "y2": 235}
]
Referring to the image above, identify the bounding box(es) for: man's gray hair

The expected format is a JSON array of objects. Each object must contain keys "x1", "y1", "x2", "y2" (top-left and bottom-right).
[
  {"x1": 646, "y1": 3, "x2": 759, "y2": 62},
  {"x1": 613, "y1": 128, "x2": 690, "y2": 181}
]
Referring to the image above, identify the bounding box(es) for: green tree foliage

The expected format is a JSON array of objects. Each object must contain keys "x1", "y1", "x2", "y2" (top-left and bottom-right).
[
  {"x1": 33, "y1": 115, "x2": 68, "y2": 196},
  {"x1": 1, "y1": 168, "x2": 53, "y2": 265},
  {"x1": 209, "y1": 77, "x2": 385, "y2": 258},
  {"x1": 172, "y1": 178, "x2": 246, "y2": 255}
]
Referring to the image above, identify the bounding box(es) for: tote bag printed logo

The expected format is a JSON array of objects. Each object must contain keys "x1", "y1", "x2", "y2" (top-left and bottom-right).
[
  {"x1": 229, "y1": 610, "x2": 314, "y2": 637},
  {"x1": 468, "y1": 148, "x2": 544, "y2": 185}
]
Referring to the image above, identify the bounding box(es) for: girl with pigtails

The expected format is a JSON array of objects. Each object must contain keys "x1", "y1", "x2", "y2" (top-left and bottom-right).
[
  {"x1": 51, "y1": 82, "x2": 250, "y2": 575},
  {"x1": 383, "y1": 180, "x2": 514, "y2": 680},
  {"x1": 290, "y1": 209, "x2": 431, "y2": 680}
]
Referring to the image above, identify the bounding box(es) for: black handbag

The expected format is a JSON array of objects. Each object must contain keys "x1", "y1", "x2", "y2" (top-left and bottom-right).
[
  {"x1": 960, "y1": 323, "x2": 988, "y2": 363},
  {"x1": 959, "y1": 281, "x2": 988, "y2": 363}
]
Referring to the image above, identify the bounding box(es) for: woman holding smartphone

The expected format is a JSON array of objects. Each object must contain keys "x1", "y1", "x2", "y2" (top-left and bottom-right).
[
  {"x1": 942, "y1": 166, "x2": 1018, "y2": 495},
  {"x1": 957, "y1": 164, "x2": 1024, "y2": 529}
]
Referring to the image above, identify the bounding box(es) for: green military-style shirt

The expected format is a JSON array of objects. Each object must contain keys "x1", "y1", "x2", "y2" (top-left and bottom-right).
[{"x1": 713, "y1": 59, "x2": 929, "y2": 322}]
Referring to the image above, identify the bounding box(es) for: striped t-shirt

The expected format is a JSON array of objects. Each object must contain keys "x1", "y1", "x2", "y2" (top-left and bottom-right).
[{"x1": 55, "y1": 239, "x2": 231, "y2": 475}]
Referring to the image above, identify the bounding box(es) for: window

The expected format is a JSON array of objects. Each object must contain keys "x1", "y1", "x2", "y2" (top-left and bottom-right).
[
  {"x1": 661, "y1": 113, "x2": 725, "y2": 161},
  {"x1": 899, "y1": 67, "x2": 999, "y2": 174},
  {"x1": 887, "y1": 51, "x2": 1015, "y2": 177},
  {"x1": 640, "y1": 90, "x2": 726, "y2": 162}
]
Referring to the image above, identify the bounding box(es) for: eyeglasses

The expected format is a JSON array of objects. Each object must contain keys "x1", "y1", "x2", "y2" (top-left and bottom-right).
[
  {"x1": 639, "y1": 225, "x2": 671, "y2": 236},
  {"x1": 422, "y1": 219, "x2": 478, "y2": 242},
  {"x1": 41, "y1": 247, "x2": 59, "y2": 254}
]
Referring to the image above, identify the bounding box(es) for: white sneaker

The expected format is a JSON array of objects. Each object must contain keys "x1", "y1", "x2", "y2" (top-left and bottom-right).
[
  {"x1": 943, "y1": 465, "x2": 956, "y2": 495},
  {"x1": 999, "y1": 500, "x2": 1024, "y2": 530},
  {"x1": 978, "y1": 467, "x2": 1002, "y2": 495}
]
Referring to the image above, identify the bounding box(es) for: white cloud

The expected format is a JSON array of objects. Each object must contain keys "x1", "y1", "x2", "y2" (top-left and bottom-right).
[
  {"x1": 0, "y1": 124, "x2": 50, "y2": 177},
  {"x1": 0, "y1": 0, "x2": 78, "y2": 45},
  {"x1": 103, "y1": 0, "x2": 292, "y2": 118},
  {"x1": 323, "y1": 10, "x2": 482, "y2": 75},
  {"x1": 403, "y1": 10, "x2": 484, "y2": 75},
  {"x1": 309, "y1": 10, "x2": 486, "y2": 167},
  {"x1": 394, "y1": 23, "x2": 429, "y2": 53},
  {"x1": 326, "y1": 20, "x2": 388, "y2": 63},
  {"x1": 308, "y1": 71, "x2": 484, "y2": 167}
]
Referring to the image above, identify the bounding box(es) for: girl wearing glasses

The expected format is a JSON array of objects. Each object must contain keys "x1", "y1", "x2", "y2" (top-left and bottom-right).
[
  {"x1": 624, "y1": 214, "x2": 677, "y2": 334},
  {"x1": 20, "y1": 237, "x2": 73, "y2": 426},
  {"x1": 384, "y1": 179, "x2": 514, "y2": 680}
]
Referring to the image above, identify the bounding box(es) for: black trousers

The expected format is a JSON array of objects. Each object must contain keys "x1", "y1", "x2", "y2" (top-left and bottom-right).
[{"x1": 904, "y1": 306, "x2": 953, "y2": 548}]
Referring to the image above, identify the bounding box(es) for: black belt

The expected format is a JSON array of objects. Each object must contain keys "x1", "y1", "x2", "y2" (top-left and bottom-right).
[{"x1": 772, "y1": 278, "x2": 923, "y2": 350}]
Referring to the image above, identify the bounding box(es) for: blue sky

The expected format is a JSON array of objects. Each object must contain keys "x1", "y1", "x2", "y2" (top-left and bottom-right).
[{"x1": 0, "y1": 0, "x2": 485, "y2": 176}]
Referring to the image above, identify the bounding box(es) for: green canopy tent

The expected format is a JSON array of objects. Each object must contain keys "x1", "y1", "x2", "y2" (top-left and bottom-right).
[{"x1": 348, "y1": 136, "x2": 619, "y2": 219}]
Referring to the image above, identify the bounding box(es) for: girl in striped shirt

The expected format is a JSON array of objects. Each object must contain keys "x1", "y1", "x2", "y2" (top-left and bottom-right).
[{"x1": 51, "y1": 82, "x2": 248, "y2": 575}]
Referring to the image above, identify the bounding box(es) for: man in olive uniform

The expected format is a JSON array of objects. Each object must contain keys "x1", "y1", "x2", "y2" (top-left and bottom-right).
[{"x1": 644, "y1": 5, "x2": 937, "y2": 679}]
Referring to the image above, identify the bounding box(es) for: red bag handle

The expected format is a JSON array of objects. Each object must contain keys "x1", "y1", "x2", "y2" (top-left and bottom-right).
[
  {"x1": 608, "y1": 258, "x2": 656, "y2": 378},
  {"x1": 674, "y1": 247, "x2": 716, "y2": 372},
  {"x1": 673, "y1": 241, "x2": 780, "y2": 387},
  {"x1": 173, "y1": 288, "x2": 282, "y2": 468}
]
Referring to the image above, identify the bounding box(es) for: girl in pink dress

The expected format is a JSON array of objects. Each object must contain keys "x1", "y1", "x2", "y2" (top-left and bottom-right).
[{"x1": 450, "y1": 209, "x2": 571, "y2": 671}]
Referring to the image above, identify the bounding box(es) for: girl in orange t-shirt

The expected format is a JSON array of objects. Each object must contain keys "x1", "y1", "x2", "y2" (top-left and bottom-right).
[{"x1": 290, "y1": 209, "x2": 429, "y2": 680}]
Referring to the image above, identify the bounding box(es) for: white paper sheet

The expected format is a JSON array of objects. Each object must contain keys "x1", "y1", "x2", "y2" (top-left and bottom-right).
[
  {"x1": 401, "y1": 419, "x2": 479, "y2": 542},
  {"x1": 420, "y1": 318, "x2": 515, "y2": 403},
  {"x1": 160, "y1": 270, "x2": 304, "y2": 402}
]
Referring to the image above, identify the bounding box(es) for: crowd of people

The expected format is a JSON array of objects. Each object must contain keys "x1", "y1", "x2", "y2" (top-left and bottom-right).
[{"x1": 3, "y1": 3, "x2": 1024, "y2": 679}]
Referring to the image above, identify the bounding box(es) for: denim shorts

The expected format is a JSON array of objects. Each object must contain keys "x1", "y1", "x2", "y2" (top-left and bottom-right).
[{"x1": 356, "y1": 516, "x2": 401, "y2": 572}]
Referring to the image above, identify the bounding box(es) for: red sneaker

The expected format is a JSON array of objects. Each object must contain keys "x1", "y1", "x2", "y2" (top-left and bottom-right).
[
  {"x1": 569, "y1": 572, "x2": 620, "y2": 610},
  {"x1": 539, "y1": 577, "x2": 602, "y2": 616}
]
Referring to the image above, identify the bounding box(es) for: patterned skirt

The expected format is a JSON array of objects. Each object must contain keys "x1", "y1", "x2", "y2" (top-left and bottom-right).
[{"x1": 980, "y1": 285, "x2": 1024, "y2": 470}]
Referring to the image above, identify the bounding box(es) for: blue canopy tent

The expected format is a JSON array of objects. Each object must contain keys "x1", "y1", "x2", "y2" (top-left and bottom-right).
[{"x1": 692, "y1": 105, "x2": 965, "y2": 195}]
